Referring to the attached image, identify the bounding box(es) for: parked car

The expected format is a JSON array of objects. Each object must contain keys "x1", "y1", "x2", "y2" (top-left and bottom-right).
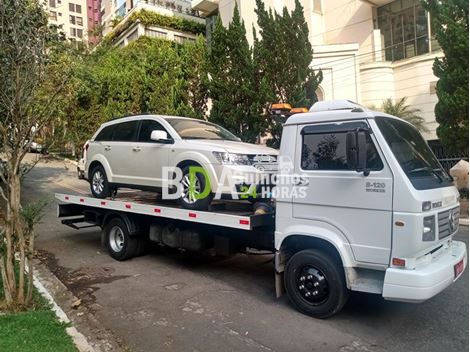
[{"x1": 85, "y1": 115, "x2": 278, "y2": 210}]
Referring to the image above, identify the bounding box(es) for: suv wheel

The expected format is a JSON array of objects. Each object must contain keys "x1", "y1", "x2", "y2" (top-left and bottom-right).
[
  {"x1": 90, "y1": 165, "x2": 111, "y2": 198},
  {"x1": 104, "y1": 218, "x2": 140, "y2": 261},
  {"x1": 179, "y1": 165, "x2": 212, "y2": 211}
]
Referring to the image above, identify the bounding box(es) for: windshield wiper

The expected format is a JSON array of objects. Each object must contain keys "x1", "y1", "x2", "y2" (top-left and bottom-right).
[{"x1": 408, "y1": 167, "x2": 444, "y2": 183}]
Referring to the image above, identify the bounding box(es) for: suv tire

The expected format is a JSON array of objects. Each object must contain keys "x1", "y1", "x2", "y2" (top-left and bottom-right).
[
  {"x1": 179, "y1": 165, "x2": 212, "y2": 211},
  {"x1": 90, "y1": 165, "x2": 111, "y2": 198}
]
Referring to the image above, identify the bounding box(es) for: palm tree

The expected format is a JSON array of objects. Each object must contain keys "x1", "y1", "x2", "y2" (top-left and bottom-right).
[{"x1": 381, "y1": 97, "x2": 429, "y2": 132}]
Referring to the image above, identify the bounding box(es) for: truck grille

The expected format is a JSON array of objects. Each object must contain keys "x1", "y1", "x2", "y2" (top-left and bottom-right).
[{"x1": 438, "y1": 206, "x2": 459, "y2": 239}]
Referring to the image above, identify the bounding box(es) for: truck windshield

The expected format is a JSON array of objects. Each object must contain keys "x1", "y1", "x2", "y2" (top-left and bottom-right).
[
  {"x1": 167, "y1": 118, "x2": 240, "y2": 141},
  {"x1": 375, "y1": 116, "x2": 453, "y2": 190}
]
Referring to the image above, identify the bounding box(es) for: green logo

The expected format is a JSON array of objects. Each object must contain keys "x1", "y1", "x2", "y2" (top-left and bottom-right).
[{"x1": 188, "y1": 166, "x2": 212, "y2": 200}]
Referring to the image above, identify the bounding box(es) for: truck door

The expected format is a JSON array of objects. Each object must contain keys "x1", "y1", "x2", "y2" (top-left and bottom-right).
[{"x1": 292, "y1": 120, "x2": 393, "y2": 265}]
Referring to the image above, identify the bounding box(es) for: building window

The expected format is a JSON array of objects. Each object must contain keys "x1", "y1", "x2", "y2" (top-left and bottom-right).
[
  {"x1": 377, "y1": 0, "x2": 437, "y2": 61},
  {"x1": 70, "y1": 27, "x2": 76, "y2": 36},
  {"x1": 145, "y1": 29, "x2": 167, "y2": 39},
  {"x1": 313, "y1": 0, "x2": 322, "y2": 14},
  {"x1": 77, "y1": 16, "x2": 83, "y2": 26},
  {"x1": 69, "y1": 3, "x2": 82, "y2": 13},
  {"x1": 69, "y1": 15, "x2": 75, "y2": 24},
  {"x1": 49, "y1": 0, "x2": 56, "y2": 7},
  {"x1": 49, "y1": 11, "x2": 57, "y2": 20},
  {"x1": 77, "y1": 29, "x2": 83, "y2": 38}
]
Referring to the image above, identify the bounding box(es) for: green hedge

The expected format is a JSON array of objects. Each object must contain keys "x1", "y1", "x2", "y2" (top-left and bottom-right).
[{"x1": 104, "y1": 9, "x2": 206, "y2": 44}]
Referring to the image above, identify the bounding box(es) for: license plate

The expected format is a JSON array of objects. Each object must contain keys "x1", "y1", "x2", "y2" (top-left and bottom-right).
[{"x1": 454, "y1": 259, "x2": 464, "y2": 278}]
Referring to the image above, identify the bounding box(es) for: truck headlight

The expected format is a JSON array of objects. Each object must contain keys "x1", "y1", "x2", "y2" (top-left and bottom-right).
[
  {"x1": 423, "y1": 215, "x2": 436, "y2": 241},
  {"x1": 213, "y1": 152, "x2": 250, "y2": 165}
]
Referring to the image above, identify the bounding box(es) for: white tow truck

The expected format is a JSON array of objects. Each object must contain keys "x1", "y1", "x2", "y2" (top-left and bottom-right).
[{"x1": 57, "y1": 100, "x2": 467, "y2": 318}]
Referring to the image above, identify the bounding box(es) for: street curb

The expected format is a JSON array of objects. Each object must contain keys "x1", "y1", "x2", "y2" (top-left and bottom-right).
[
  {"x1": 33, "y1": 270, "x2": 95, "y2": 352},
  {"x1": 460, "y1": 218, "x2": 469, "y2": 226}
]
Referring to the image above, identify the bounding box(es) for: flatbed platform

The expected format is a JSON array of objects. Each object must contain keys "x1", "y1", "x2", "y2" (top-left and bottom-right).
[{"x1": 55, "y1": 192, "x2": 275, "y2": 230}]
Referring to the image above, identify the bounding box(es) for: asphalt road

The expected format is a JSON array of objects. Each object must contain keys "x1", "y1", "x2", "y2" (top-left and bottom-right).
[{"x1": 22, "y1": 156, "x2": 468, "y2": 352}]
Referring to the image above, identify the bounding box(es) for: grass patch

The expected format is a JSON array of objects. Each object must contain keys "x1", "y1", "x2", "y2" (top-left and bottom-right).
[
  {"x1": 0, "y1": 310, "x2": 76, "y2": 352},
  {"x1": 0, "y1": 266, "x2": 77, "y2": 351}
]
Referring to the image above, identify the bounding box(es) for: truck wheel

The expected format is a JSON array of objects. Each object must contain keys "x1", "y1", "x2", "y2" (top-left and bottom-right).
[
  {"x1": 284, "y1": 249, "x2": 348, "y2": 318},
  {"x1": 179, "y1": 165, "x2": 212, "y2": 211},
  {"x1": 90, "y1": 165, "x2": 111, "y2": 199},
  {"x1": 104, "y1": 218, "x2": 139, "y2": 261}
]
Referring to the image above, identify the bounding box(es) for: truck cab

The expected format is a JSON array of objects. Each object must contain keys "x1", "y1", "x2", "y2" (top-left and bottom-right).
[{"x1": 275, "y1": 100, "x2": 467, "y2": 318}]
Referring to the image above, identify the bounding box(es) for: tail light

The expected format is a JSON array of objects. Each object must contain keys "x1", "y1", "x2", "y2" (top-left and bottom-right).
[{"x1": 83, "y1": 142, "x2": 89, "y2": 157}]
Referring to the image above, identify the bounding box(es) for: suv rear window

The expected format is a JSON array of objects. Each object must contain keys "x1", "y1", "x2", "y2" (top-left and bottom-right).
[
  {"x1": 95, "y1": 125, "x2": 115, "y2": 141},
  {"x1": 112, "y1": 121, "x2": 139, "y2": 142}
]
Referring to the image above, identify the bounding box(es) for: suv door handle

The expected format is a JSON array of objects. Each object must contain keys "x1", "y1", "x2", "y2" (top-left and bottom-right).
[
  {"x1": 104, "y1": 145, "x2": 112, "y2": 151},
  {"x1": 133, "y1": 146, "x2": 141, "y2": 152}
]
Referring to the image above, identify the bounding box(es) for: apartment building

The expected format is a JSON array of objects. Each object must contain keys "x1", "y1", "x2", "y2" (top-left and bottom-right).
[
  {"x1": 101, "y1": 0, "x2": 205, "y2": 46},
  {"x1": 87, "y1": 0, "x2": 102, "y2": 44},
  {"x1": 192, "y1": 0, "x2": 443, "y2": 141},
  {"x1": 46, "y1": 0, "x2": 89, "y2": 42}
]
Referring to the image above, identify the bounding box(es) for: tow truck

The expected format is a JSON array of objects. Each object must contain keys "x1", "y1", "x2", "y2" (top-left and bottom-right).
[{"x1": 57, "y1": 100, "x2": 467, "y2": 318}]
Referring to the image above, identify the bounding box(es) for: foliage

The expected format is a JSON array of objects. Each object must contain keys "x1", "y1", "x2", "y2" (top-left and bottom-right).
[
  {"x1": 57, "y1": 36, "x2": 209, "y2": 150},
  {"x1": 422, "y1": 0, "x2": 468, "y2": 152},
  {"x1": 253, "y1": 0, "x2": 322, "y2": 147},
  {"x1": 207, "y1": 6, "x2": 268, "y2": 143},
  {"x1": 103, "y1": 9, "x2": 206, "y2": 45},
  {"x1": 0, "y1": 0, "x2": 68, "y2": 309},
  {"x1": 381, "y1": 97, "x2": 429, "y2": 132}
]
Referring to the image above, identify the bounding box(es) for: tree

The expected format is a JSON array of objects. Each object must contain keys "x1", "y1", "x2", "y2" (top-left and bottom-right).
[
  {"x1": 0, "y1": 0, "x2": 70, "y2": 308},
  {"x1": 422, "y1": 0, "x2": 468, "y2": 152},
  {"x1": 254, "y1": 0, "x2": 322, "y2": 147},
  {"x1": 381, "y1": 97, "x2": 429, "y2": 132},
  {"x1": 208, "y1": 6, "x2": 267, "y2": 143}
]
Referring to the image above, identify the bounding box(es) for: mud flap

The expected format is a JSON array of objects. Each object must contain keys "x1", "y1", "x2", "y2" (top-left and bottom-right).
[{"x1": 274, "y1": 250, "x2": 286, "y2": 298}]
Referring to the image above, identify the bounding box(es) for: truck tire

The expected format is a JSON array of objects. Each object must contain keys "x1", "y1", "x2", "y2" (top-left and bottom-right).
[
  {"x1": 284, "y1": 249, "x2": 348, "y2": 318},
  {"x1": 90, "y1": 165, "x2": 111, "y2": 199},
  {"x1": 104, "y1": 218, "x2": 140, "y2": 261},
  {"x1": 179, "y1": 165, "x2": 212, "y2": 211}
]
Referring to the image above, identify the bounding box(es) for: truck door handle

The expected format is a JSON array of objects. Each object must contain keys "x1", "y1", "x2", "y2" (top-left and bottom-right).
[
  {"x1": 133, "y1": 146, "x2": 141, "y2": 152},
  {"x1": 104, "y1": 145, "x2": 112, "y2": 151}
]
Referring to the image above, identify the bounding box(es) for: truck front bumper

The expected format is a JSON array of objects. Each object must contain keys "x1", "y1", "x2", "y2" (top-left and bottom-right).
[{"x1": 382, "y1": 240, "x2": 467, "y2": 303}]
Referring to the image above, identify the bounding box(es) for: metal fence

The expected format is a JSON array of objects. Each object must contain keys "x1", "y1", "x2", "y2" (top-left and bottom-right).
[{"x1": 429, "y1": 140, "x2": 469, "y2": 174}]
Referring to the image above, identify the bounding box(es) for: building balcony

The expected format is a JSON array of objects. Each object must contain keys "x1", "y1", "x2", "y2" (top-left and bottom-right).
[
  {"x1": 191, "y1": 0, "x2": 218, "y2": 16},
  {"x1": 360, "y1": 0, "x2": 393, "y2": 6}
]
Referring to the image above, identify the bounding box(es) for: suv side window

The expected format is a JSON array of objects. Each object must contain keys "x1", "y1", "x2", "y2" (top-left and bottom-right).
[
  {"x1": 138, "y1": 119, "x2": 167, "y2": 142},
  {"x1": 112, "y1": 121, "x2": 139, "y2": 142},
  {"x1": 301, "y1": 123, "x2": 383, "y2": 171},
  {"x1": 95, "y1": 125, "x2": 115, "y2": 141}
]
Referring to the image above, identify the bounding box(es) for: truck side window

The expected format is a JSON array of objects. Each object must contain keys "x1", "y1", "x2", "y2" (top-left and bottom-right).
[
  {"x1": 112, "y1": 121, "x2": 139, "y2": 142},
  {"x1": 95, "y1": 125, "x2": 115, "y2": 141},
  {"x1": 138, "y1": 120, "x2": 167, "y2": 142},
  {"x1": 301, "y1": 129, "x2": 383, "y2": 171}
]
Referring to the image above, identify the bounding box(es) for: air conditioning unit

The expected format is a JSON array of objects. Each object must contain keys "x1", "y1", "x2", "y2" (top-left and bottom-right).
[{"x1": 309, "y1": 100, "x2": 365, "y2": 112}]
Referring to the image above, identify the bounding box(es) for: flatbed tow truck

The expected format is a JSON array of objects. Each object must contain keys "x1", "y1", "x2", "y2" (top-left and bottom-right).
[{"x1": 57, "y1": 100, "x2": 467, "y2": 318}]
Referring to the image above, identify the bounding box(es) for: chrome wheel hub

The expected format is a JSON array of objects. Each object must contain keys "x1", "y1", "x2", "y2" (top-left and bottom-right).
[
  {"x1": 92, "y1": 170, "x2": 104, "y2": 194},
  {"x1": 109, "y1": 226, "x2": 125, "y2": 253},
  {"x1": 181, "y1": 174, "x2": 201, "y2": 204}
]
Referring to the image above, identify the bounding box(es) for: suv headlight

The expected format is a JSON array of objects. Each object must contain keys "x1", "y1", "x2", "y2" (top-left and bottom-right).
[
  {"x1": 423, "y1": 215, "x2": 436, "y2": 241},
  {"x1": 213, "y1": 152, "x2": 250, "y2": 165}
]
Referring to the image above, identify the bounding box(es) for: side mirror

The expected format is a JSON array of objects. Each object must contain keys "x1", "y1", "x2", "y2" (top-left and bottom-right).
[
  {"x1": 150, "y1": 130, "x2": 172, "y2": 143},
  {"x1": 346, "y1": 130, "x2": 369, "y2": 176}
]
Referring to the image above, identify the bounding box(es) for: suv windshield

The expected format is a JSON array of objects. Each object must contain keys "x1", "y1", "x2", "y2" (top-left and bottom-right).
[
  {"x1": 375, "y1": 116, "x2": 452, "y2": 190},
  {"x1": 167, "y1": 118, "x2": 240, "y2": 141}
]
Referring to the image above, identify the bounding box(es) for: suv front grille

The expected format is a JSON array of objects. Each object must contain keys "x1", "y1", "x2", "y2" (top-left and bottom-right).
[{"x1": 438, "y1": 206, "x2": 460, "y2": 239}]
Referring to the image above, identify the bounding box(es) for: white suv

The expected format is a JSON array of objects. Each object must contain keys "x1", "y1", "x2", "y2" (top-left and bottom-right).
[{"x1": 85, "y1": 115, "x2": 278, "y2": 210}]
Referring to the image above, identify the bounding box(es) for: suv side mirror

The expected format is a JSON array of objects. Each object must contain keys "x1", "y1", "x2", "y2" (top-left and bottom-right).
[
  {"x1": 346, "y1": 130, "x2": 369, "y2": 176},
  {"x1": 150, "y1": 130, "x2": 172, "y2": 143}
]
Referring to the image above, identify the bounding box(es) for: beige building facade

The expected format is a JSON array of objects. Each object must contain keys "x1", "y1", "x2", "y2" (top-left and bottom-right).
[
  {"x1": 192, "y1": 0, "x2": 442, "y2": 140},
  {"x1": 46, "y1": 0, "x2": 89, "y2": 42}
]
